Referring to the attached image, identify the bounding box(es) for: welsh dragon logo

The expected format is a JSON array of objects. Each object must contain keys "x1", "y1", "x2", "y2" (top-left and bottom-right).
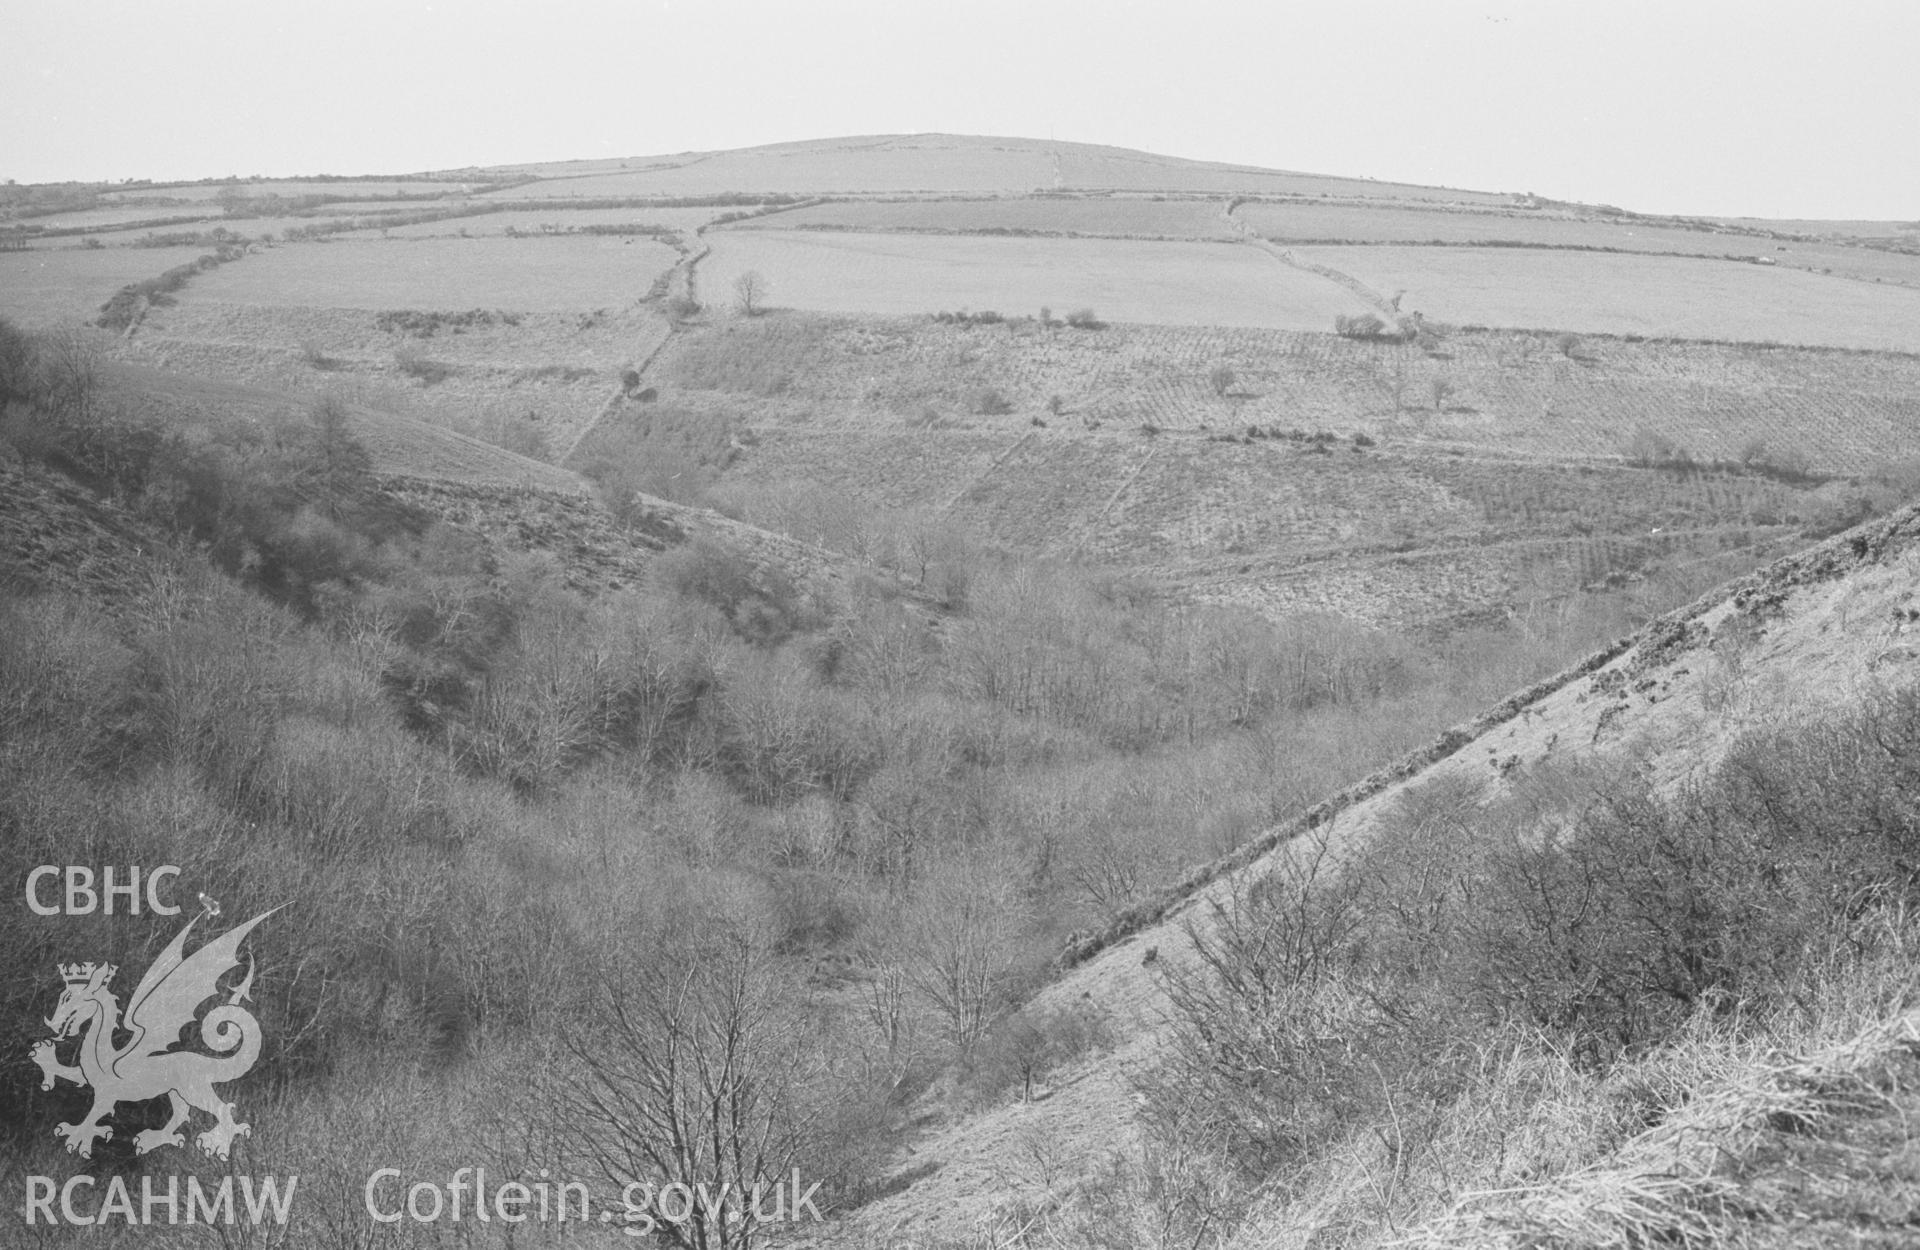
[{"x1": 30, "y1": 904, "x2": 280, "y2": 1161}]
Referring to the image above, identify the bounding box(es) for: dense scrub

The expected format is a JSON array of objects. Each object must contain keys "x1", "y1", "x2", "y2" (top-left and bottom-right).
[{"x1": 1098, "y1": 688, "x2": 1920, "y2": 1247}]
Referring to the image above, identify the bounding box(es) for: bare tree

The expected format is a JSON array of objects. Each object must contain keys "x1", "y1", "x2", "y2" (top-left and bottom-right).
[
  {"x1": 553, "y1": 930, "x2": 832, "y2": 1249},
  {"x1": 34, "y1": 326, "x2": 101, "y2": 425},
  {"x1": 906, "y1": 865, "x2": 1029, "y2": 1057},
  {"x1": 733, "y1": 270, "x2": 769, "y2": 317}
]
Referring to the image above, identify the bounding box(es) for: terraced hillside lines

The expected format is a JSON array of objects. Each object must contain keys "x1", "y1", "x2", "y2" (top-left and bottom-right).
[
  {"x1": 722, "y1": 428, "x2": 1024, "y2": 516},
  {"x1": 1293, "y1": 245, "x2": 1920, "y2": 351},
  {"x1": 740, "y1": 196, "x2": 1240, "y2": 239},
  {"x1": 125, "y1": 298, "x2": 653, "y2": 456},
  {"x1": 180, "y1": 236, "x2": 678, "y2": 311},
  {"x1": 0, "y1": 245, "x2": 219, "y2": 326},
  {"x1": 699, "y1": 230, "x2": 1374, "y2": 330},
  {"x1": 649, "y1": 314, "x2": 1920, "y2": 474},
  {"x1": 944, "y1": 437, "x2": 1147, "y2": 553}
]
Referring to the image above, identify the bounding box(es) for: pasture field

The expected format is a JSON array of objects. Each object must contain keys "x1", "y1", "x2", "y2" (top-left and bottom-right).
[
  {"x1": 1236, "y1": 201, "x2": 1760, "y2": 253},
  {"x1": 743, "y1": 196, "x2": 1239, "y2": 238},
  {"x1": 0, "y1": 245, "x2": 216, "y2": 325},
  {"x1": 1057, "y1": 150, "x2": 1515, "y2": 205},
  {"x1": 100, "y1": 179, "x2": 478, "y2": 202},
  {"x1": 1239, "y1": 202, "x2": 1920, "y2": 288},
  {"x1": 1293, "y1": 245, "x2": 1920, "y2": 351},
  {"x1": 180, "y1": 236, "x2": 677, "y2": 310},
  {"x1": 697, "y1": 231, "x2": 1372, "y2": 329},
  {"x1": 378, "y1": 205, "x2": 718, "y2": 238},
  {"x1": 490, "y1": 144, "x2": 1058, "y2": 198},
  {"x1": 8, "y1": 205, "x2": 219, "y2": 231},
  {"x1": 1719, "y1": 217, "x2": 1920, "y2": 239}
]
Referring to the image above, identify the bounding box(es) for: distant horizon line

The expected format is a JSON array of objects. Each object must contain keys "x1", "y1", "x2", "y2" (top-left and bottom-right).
[{"x1": 5, "y1": 132, "x2": 1913, "y2": 226}]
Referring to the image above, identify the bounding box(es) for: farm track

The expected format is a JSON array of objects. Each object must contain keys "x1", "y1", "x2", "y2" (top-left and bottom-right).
[
  {"x1": 559, "y1": 313, "x2": 674, "y2": 467},
  {"x1": 561, "y1": 225, "x2": 714, "y2": 466}
]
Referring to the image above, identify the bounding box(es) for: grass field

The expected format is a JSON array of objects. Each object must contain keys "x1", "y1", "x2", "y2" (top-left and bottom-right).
[
  {"x1": 181, "y1": 236, "x2": 677, "y2": 310},
  {"x1": 0, "y1": 245, "x2": 218, "y2": 325},
  {"x1": 698, "y1": 231, "x2": 1371, "y2": 328},
  {"x1": 378, "y1": 205, "x2": 720, "y2": 238},
  {"x1": 1238, "y1": 203, "x2": 1920, "y2": 289},
  {"x1": 1293, "y1": 245, "x2": 1920, "y2": 350},
  {"x1": 738, "y1": 196, "x2": 1238, "y2": 238},
  {"x1": 1237, "y1": 201, "x2": 1759, "y2": 252},
  {"x1": 490, "y1": 144, "x2": 1057, "y2": 198},
  {"x1": 10, "y1": 205, "x2": 221, "y2": 231},
  {"x1": 99, "y1": 179, "x2": 477, "y2": 202},
  {"x1": 1058, "y1": 151, "x2": 1516, "y2": 204}
]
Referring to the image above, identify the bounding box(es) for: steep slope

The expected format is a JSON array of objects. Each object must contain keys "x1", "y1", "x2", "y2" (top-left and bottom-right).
[{"x1": 844, "y1": 501, "x2": 1920, "y2": 1244}]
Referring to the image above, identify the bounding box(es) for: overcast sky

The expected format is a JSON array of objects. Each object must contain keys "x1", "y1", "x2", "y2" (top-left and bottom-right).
[{"x1": 8, "y1": 0, "x2": 1915, "y2": 220}]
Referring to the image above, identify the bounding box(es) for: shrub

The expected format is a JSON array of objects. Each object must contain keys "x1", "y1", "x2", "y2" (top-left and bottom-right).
[
  {"x1": 970, "y1": 387, "x2": 1014, "y2": 416},
  {"x1": 1334, "y1": 312, "x2": 1390, "y2": 340},
  {"x1": 1208, "y1": 364, "x2": 1236, "y2": 397},
  {"x1": 0, "y1": 315, "x2": 36, "y2": 406},
  {"x1": 663, "y1": 293, "x2": 701, "y2": 322},
  {"x1": 1064, "y1": 307, "x2": 1105, "y2": 330},
  {"x1": 393, "y1": 348, "x2": 452, "y2": 385}
]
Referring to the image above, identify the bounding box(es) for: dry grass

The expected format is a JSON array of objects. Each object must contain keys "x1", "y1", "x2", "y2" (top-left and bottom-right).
[
  {"x1": 699, "y1": 231, "x2": 1372, "y2": 329},
  {"x1": 1387, "y1": 954, "x2": 1920, "y2": 1249},
  {"x1": 1293, "y1": 244, "x2": 1920, "y2": 350},
  {"x1": 183, "y1": 235, "x2": 677, "y2": 310}
]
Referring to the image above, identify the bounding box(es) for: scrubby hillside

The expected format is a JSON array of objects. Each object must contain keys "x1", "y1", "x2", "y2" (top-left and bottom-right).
[{"x1": 843, "y1": 501, "x2": 1920, "y2": 1248}]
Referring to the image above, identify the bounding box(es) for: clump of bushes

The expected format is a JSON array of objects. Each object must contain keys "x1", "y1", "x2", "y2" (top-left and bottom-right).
[
  {"x1": 1064, "y1": 308, "x2": 1105, "y2": 330},
  {"x1": 969, "y1": 387, "x2": 1014, "y2": 415},
  {"x1": 933, "y1": 310, "x2": 1004, "y2": 326},
  {"x1": 375, "y1": 308, "x2": 521, "y2": 337},
  {"x1": 393, "y1": 348, "x2": 452, "y2": 385},
  {"x1": 1334, "y1": 312, "x2": 1398, "y2": 341}
]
